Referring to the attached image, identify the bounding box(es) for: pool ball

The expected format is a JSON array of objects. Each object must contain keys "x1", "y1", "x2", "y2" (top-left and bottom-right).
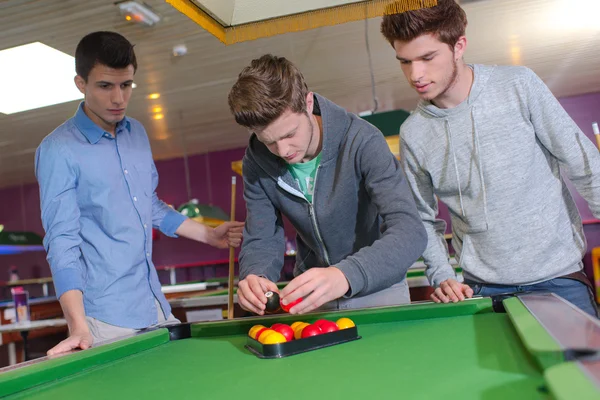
[
  {"x1": 256, "y1": 328, "x2": 274, "y2": 341},
  {"x1": 248, "y1": 325, "x2": 267, "y2": 339},
  {"x1": 290, "y1": 321, "x2": 307, "y2": 331},
  {"x1": 300, "y1": 324, "x2": 322, "y2": 338},
  {"x1": 272, "y1": 324, "x2": 295, "y2": 341},
  {"x1": 280, "y1": 297, "x2": 303, "y2": 312},
  {"x1": 318, "y1": 321, "x2": 339, "y2": 333},
  {"x1": 260, "y1": 331, "x2": 287, "y2": 345},
  {"x1": 264, "y1": 291, "x2": 281, "y2": 313},
  {"x1": 336, "y1": 317, "x2": 355, "y2": 329},
  {"x1": 313, "y1": 319, "x2": 331, "y2": 329},
  {"x1": 293, "y1": 322, "x2": 310, "y2": 339}
]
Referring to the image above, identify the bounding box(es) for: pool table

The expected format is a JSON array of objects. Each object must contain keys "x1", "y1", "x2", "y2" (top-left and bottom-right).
[{"x1": 1, "y1": 293, "x2": 598, "y2": 399}]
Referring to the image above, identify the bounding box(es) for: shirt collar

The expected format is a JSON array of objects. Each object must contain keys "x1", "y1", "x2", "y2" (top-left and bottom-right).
[{"x1": 73, "y1": 102, "x2": 131, "y2": 144}]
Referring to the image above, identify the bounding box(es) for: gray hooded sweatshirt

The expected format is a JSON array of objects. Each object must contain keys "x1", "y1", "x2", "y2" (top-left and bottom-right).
[
  {"x1": 400, "y1": 64, "x2": 600, "y2": 287},
  {"x1": 239, "y1": 94, "x2": 427, "y2": 298}
]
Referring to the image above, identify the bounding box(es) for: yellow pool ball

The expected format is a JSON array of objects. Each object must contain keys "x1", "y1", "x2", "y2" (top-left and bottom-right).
[
  {"x1": 260, "y1": 331, "x2": 287, "y2": 344},
  {"x1": 336, "y1": 318, "x2": 355, "y2": 330}
]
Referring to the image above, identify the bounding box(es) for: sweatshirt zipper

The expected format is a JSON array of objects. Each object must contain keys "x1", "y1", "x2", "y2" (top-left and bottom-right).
[
  {"x1": 276, "y1": 168, "x2": 331, "y2": 265},
  {"x1": 310, "y1": 166, "x2": 331, "y2": 265}
]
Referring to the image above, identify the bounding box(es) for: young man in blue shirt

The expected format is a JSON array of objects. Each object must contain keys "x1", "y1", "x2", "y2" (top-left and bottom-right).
[{"x1": 36, "y1": 31, "x2": 244, "y2": 355}]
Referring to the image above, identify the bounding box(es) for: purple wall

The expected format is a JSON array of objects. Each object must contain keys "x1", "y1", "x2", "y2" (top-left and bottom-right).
[
  {"x1": 1, "y1": 92, "x2": 599, "y2": 288},
  {"x1": 559, "y1": 92, "x2": 600, "y2": 279},
  {"x1": 559, "y1": 92, "x2": 600, "y2": 221},
  {"x1": 0, "y1": 147, "x2": 298, "y2": 288}
]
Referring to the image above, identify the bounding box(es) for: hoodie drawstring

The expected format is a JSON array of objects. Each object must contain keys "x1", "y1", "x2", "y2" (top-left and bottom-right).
[
  {"x1": 445, "y1": 110, "x2": 489, "y2": 228},
  {"x1": 471, "y1": 107, "x2": 489, "y2": 229},
  {"x1": 445, "y1": 120, "x2": 466, "y2": 217}
]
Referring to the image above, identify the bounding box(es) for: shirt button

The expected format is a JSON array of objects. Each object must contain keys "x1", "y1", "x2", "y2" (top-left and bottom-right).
[
  {"x1": 144, "y1": 224, "x2": 147, "y2": 228},
  {"x1": 146, "y1": 252, "x2": 150, "y2": 257},
  {"x1": 133, "y1": 196, "x2": 138, "y2": 201},
  {"x1": 124, "y1": 169, "x2": 128, "y2": 174}
]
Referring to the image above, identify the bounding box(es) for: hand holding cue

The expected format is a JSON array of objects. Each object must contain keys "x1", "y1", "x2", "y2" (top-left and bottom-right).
[{"x1": 227, "y1": 176, "x2": 237, "y2": 319}]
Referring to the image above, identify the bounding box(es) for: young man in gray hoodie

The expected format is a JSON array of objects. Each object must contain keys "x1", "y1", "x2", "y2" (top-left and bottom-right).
[
  {"x1": 228, "y1": 55, "x2": 427, "y2": 315},
  {"x1": 381, "y1": 0, "x2": 599, "y2": 316}
]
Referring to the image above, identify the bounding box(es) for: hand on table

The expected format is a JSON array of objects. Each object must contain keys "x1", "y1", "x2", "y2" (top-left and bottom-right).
[
  {"x1": 209, "y1": 221, "x2": 244, "y2": 249},
  {"x1": 47, "y1": 329, "x2": 93, "y2": 356},
  {"x1": 280, "y1": 267, "x2": 349, "y2": 315},
  {"x1": 237, "y1": 274, "x2": 279, "y2": 315},
  {"x1": 431, "y1": 278, "x2": 474, "y2": 303}
]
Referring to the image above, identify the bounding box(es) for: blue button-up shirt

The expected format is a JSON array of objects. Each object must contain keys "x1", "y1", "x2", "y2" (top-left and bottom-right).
[{"x1": 35, "y1": 103, "x2": 187, "y2": 329}]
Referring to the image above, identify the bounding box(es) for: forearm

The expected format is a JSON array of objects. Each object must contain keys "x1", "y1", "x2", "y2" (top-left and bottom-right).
[
  {"x1": 400, "y1": 136, "x2": 455, "y2": 287},
  {"x1": 525, "y1": 68, "x2": 600, "y2": 217},
  {"x1": 174, "y1": 218, "x2": 211, "y2": 243},
  {"x1": 59, "y1": 290, "x2": 89, "y2": 334},
  {"x1": 422, "y1": 220, "x2": 456, "y2": 287}
]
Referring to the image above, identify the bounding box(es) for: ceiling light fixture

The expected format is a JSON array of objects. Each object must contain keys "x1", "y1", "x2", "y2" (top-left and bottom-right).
[
  {"x1": 165, "y1": 0, "x2": 438, "y2": 45},
  {"x1": 117, "y1": 1, "x2": 161, "y2": 26}
]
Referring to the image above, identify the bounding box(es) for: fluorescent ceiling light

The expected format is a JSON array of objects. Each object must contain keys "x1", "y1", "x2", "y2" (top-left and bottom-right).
[
  {"x1": 0, "y1": 42, "x2": 83, "y2": 114},
  {"x1": 548, "y1": 0, "x2": 600, "y2": 31}
]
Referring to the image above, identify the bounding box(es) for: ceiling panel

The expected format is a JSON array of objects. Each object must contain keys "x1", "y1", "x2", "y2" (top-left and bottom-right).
[{"x1": 1, "y1": 0, "x2": 599, "y2": 188}]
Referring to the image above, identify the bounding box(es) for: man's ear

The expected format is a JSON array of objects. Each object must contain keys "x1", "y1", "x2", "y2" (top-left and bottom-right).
[
  {"x1": 74, "y1": 75, "x2": 86, "y2": 95},
  {"x1": 305, "y1": 92, "x2": 314, "y2": 114},
  {"x1": 454, "y1": 36, "x2": 467, "y2": 60}
]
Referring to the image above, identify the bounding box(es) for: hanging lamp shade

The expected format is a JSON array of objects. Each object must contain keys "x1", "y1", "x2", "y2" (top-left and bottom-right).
[
  {"x1": 178, "y1": 199, "x2": 230, "y2": 228},
  {"x1": 165, "y1": 0, "x2": 438, "y2": 45},
  {"x1": 0, "y1": 226, "x2": 44, "y2": 255}
]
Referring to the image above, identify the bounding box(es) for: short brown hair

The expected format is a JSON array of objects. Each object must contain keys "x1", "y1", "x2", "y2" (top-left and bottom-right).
[
  {"x1": 228, "y1": 54, "x2": 309, "y2": 131},
  {"x1": 380, "y1": 0, "x2": 467, "y2": 49}
]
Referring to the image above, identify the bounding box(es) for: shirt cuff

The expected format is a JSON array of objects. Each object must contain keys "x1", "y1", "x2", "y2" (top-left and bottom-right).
[
  {"x1": 159, "y1": 209, "x2": 188, "y2": 237},
  {"x1": 53, "y1": 267, "x2": 84, "y2": 299},
  {"x1": 429, "y1": 265, "x2": 458, "y2": 288},
  {"x1": 335, "y1": 259, "x2": 367, "y2": 298}
]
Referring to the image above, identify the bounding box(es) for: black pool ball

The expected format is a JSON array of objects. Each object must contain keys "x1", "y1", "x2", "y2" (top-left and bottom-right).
[{"x1": 265, "y1": 291, "x2": 281, "y2": 313}]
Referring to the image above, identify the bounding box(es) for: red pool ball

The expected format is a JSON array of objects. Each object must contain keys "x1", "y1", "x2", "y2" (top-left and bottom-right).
[
  {"x1": 272, "y1": 324, "x2": 295, "y2": 341},
  {"x1": 313, "y1": 319, "x2": 331, "y2": 329},
  {"x1": 300, "y1": 324, "x2": 322, "y2": 338},
  {"x1": 319, "y1": 321, "x2": 339, "y2": 333},
  {"x1": 280, "y1": 297, "x2": 303, "y2": 312}
]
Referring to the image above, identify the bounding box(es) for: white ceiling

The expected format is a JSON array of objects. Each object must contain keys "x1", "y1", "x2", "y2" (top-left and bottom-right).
[{"x1": 1, "y1": 0, "x2": 599, "y2": 188}]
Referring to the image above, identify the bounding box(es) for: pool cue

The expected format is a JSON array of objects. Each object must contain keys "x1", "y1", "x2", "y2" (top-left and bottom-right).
[
  {"x1": 227, "y1": 176, "x2": 237, "y2": 320},
  {"x1": 593, "y1": 122, "x2": 600, "y2": 150}
]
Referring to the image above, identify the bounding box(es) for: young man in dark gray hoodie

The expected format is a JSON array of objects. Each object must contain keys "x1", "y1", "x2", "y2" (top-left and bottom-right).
[
  {"x1": 228, "y1": 55, "x2": 427, "y2": 315},
  {"x1": 381, "y1": 0, "x2": 599, "y2": 316}
]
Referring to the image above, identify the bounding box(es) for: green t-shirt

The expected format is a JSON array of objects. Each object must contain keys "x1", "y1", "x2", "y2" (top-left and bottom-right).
[{"x1": 287, "y1": 153, "x2": 322, "y2": 203}]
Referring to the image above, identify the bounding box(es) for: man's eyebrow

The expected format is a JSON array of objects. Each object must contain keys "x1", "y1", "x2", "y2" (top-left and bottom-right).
[{"x1": 396, "y1": 51, "x2": 437, "y2": 61}]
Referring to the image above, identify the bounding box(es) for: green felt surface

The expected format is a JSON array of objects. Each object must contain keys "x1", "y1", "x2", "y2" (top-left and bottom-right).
[
  {"x1": 2, "y1": 300, "x2": 553, "y2": 400},
  {"x1": 0, "y1": 329, "x2": 169, "y2": 398}
]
